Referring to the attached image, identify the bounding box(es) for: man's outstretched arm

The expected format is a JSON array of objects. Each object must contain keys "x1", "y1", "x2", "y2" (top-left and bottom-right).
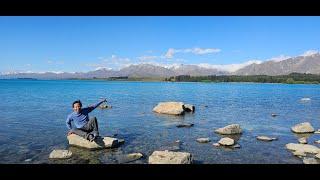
[{"x1": 86, "y1": 99, "x2": 107, "y2": 113}]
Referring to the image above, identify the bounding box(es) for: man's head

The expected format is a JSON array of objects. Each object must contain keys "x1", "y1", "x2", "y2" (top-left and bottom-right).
[{"x1": 72, "y1": 100, "x2": 82, "y2": 113}]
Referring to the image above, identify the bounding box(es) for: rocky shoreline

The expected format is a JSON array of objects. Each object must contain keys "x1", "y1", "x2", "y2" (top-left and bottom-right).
[{"x1": 48, "y1": 100, "x2": 320, "y2": 164}]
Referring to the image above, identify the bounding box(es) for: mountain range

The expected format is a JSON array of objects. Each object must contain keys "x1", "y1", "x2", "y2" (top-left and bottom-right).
[{"x1": 1, "y1": 53, "x2": 320, "y2": 79}]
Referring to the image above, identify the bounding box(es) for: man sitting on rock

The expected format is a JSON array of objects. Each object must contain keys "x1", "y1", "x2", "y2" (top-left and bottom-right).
[{"x1": 66, "y1": 99, "x2": 106, "y2": 142}]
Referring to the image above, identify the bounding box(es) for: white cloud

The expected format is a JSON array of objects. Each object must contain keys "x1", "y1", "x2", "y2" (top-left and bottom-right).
[
  {"x1": 301, "y1": 50, "x2": 319, "y2": 57},
  {"x1": 198, "y1": 60, "x2": 262, "y2": 72},
  {"x1": 165, "y1": 48, "x2": 175, "y2": 59},
  {"x1": 85, "y1": 55, "x2": 132, "y2": 70},
  {"x1": 164, "y1": 47, "x2": 221, "y2": 58},
  {"x1": 185, "y1": 48, "x2": 221, "y2": 55},
  {"x1": 137, "y1": 55, "x2": 157, "y2": 61},
  {"x1": 268, "y1": 55, "x2": 291, "y2": 62},
  {"x1": 47, "y1": 60, "x2": 64, "y2": 65},
  {"x1": 95, "y1": 67, "x2": 112, "y2": 71}
]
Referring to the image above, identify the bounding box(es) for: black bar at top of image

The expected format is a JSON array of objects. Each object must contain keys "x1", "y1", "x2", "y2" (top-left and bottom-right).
[{"x1": 0, "y1": 0, "x2": 320, "y2": 16}]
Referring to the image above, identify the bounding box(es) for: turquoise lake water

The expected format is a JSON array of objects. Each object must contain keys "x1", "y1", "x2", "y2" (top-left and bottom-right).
[{"x1": 0, "y1": 79, "x2": 319, "y2": 164}]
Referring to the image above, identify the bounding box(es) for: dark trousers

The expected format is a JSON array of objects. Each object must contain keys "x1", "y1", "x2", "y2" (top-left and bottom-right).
[{"x1": 71, "y1": 117, "x2": 99, "y2": 139}]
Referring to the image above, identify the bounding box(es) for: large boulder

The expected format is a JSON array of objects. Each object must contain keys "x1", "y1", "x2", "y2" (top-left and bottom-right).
[
  {"x1": 291, "y1": 122, "x2": 315, "y2": 133},
  {"x1": 148, "y1": 150, "x2": 192, "y2": 164},
  {"x1": 153, "y1": 102, "x2": 185, "y2": 115},
  {"x1": 214, "y1": 124, "x2": 242, "y2": 135},
  {"x1": 67, "y1": 134, "x2": 119, "y2": 150},
  {"x1": 49, "y1": 150, "x2": 72, "y2": 159},
  {"x1": 286, "y1": 143, "x2": 320, "y2": 154}
]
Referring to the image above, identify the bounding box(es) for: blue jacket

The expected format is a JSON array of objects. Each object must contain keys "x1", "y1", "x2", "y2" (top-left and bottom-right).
[{"x1": 66, "y1": 100, "x2": 105, "y2": 129}]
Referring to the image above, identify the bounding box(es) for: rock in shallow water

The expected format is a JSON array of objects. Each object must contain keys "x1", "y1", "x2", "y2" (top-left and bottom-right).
[
  {"x1": 148, "y1": 150, "x2": 192, "y2": 164},
  {"x1": 286, "y1": 143, "x2": 320, "y2": 154},
  {"x1": 256, "y1": 136, "x2": 278, "y2": 141},
  {"x1": 214, "y1": 124, "x2": 242, "y2": 135},
  {"x1": 153, "y1": 102, "x2": 185, "y2": 115},
  {"x1": 298, "y1": 137, "x2": 308, "y2": 144},
  {"x1": 176, "y1": 123, "x2": 194, "y2": 128},
  {"x1": 117, "y1": 153, "x2": 143, "y2": 163},
  {"x1": 291, "y1": 122, "x2": 315, "y2": 133},
  {"x1": 183, "y1": 104, "x2": 195, "y2": 112},
  {"x1": 196, "y1": 138, "x2": 210, "y2": 143},
  {"x1": 218, "y1": 137, "x2": 235, "y2": 146},
  {"x1": 67, "y1": 134, "x2": 119, "y2": 150},
  {"x1": 49, "y1": 150, "x2": 72, "y2": 159},
  {"x1": 303, "y1": 157, "x2": 319, "y2": 164},
  {"x1": 293, "y1": 151, "x2": 307, "y2": 157}
]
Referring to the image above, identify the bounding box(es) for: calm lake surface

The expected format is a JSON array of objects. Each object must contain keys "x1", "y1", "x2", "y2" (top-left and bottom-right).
[{"x1": 0, "y1": 79, "x2": 319, "y2": 164}]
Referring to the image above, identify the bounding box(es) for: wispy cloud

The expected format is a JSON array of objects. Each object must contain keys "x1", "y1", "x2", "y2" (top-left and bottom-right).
[
  {"x1": 137, "y1": 55, "x2": 158, "y2": 62},
  {"x1": 197, "y1": 60, "x2": 262, "y2": 72},
  {"x1": 301, "y1": 50, "x2": 319, "y2": 57},
  {"x1": 164, "y1": 47, "x2": 221, "y2": 59},
  {"x1": 47, "y1": 60, "x2": 64, "y2": 65},
  {"x1": 85, "y1": 55, "x2": 132, "y2": 70}
]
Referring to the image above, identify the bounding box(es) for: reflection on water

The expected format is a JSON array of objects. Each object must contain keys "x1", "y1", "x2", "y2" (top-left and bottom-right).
[{"x1": 0, "y1": 80, "x2": 320, "y2": 164}]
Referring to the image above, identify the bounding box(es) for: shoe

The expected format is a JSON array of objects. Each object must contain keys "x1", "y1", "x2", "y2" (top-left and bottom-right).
[{"x1": 87, "y1": 134, "x2": 95, "y2": 142}]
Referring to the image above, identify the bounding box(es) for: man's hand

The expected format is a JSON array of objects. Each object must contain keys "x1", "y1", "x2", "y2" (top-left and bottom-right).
[
  {"x1": 100, "y1": 98, "x2": 107, "y2": 103},
  {"x1": 67, "y1": 131, "x2": 75, "y2": 136}
]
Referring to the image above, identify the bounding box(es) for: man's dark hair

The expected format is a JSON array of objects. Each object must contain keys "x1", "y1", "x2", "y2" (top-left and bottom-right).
[{"x1": 72, "y1": 100, "x2": 82, "y2": 108}]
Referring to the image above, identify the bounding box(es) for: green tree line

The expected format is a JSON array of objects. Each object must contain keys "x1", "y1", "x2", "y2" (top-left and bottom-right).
[{"x1": 165, "y1": 73, "x2": 320, "y2": 84}]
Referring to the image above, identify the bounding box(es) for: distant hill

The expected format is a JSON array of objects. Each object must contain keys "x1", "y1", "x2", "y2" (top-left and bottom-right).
[
  {"x1": 235, "y1": 53, "x2": 320, "y2": 75},
  {"x1": 1, "y1": 53, "x2": 320, "y2": 79}
]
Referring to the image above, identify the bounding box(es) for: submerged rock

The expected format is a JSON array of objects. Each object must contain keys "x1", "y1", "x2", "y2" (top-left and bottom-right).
[
  {"x1": 118, "y1": 139, "x2": 125, "y2": 145},
  {"x1": 271, "y1": 113, "x2": 278, "y2": 117},
  {"x1": 153, "y1": 102, "x2": 185, "y2": 115},
  {"x1": 303, "y1": 157, "x2": 319, "y2": 164},
  {"x1": 24, "y1": 158, "x2": 32, "y2": 162},
  {"x1": 256, "y1": 136, "x2": 278, "y2": 141},
  {"x1": 49, "y1": 150, "x2": 72, "y2": 159},
  {"x1": 232, "y1": 144, "x2": 241, "y2": 148},
  {"x1": 212, "y1": 143, "x2": 220, "y2": 147},
  {"x1": 286, "y1": 143, "x2": 320, "y2": 154},
  {"x1": 99, "y1": 104, "x2": 112, "y2": 109},
  {"x1": 67, "y1": 134, "x2": 119, "y2": 150},
  {"x1": 218, "y1": 137, "x2": 235, "y2": 146},
  {"x1": 291, "y1": 122, "x2": 315, "y2": 133},
  {"x1": 117, "y1": 153, "x2": 143, "y2": 163},
  {"x1": 148, "y1": 150, "x2": 192, "y2": 164},
  {"x1": 300, "y1": 98, "x2": 311, "y2": 101},
  {"x1": 184, "y1": 104, "x2": 195, "y2": 112},
  {"x1": 196, "y1": 138, "x2": 210, "y2": 143},
  {"x1": 293, "y1": 151, "x2": 307, "y2": 157},
  {"x1": 176, "y1": 123, "x2": 194, "y2": 128},
  {"x1": 214, "y1": 124, "x2": 242, "y2": 135},
  {"x1": 298, "y1": 137, "x2": 308, "y2": 144}
]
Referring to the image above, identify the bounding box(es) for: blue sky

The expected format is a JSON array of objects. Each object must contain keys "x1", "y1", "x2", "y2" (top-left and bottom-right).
[{"x1": 1, "y1": 16, "x2": 320, "y2": 73}]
